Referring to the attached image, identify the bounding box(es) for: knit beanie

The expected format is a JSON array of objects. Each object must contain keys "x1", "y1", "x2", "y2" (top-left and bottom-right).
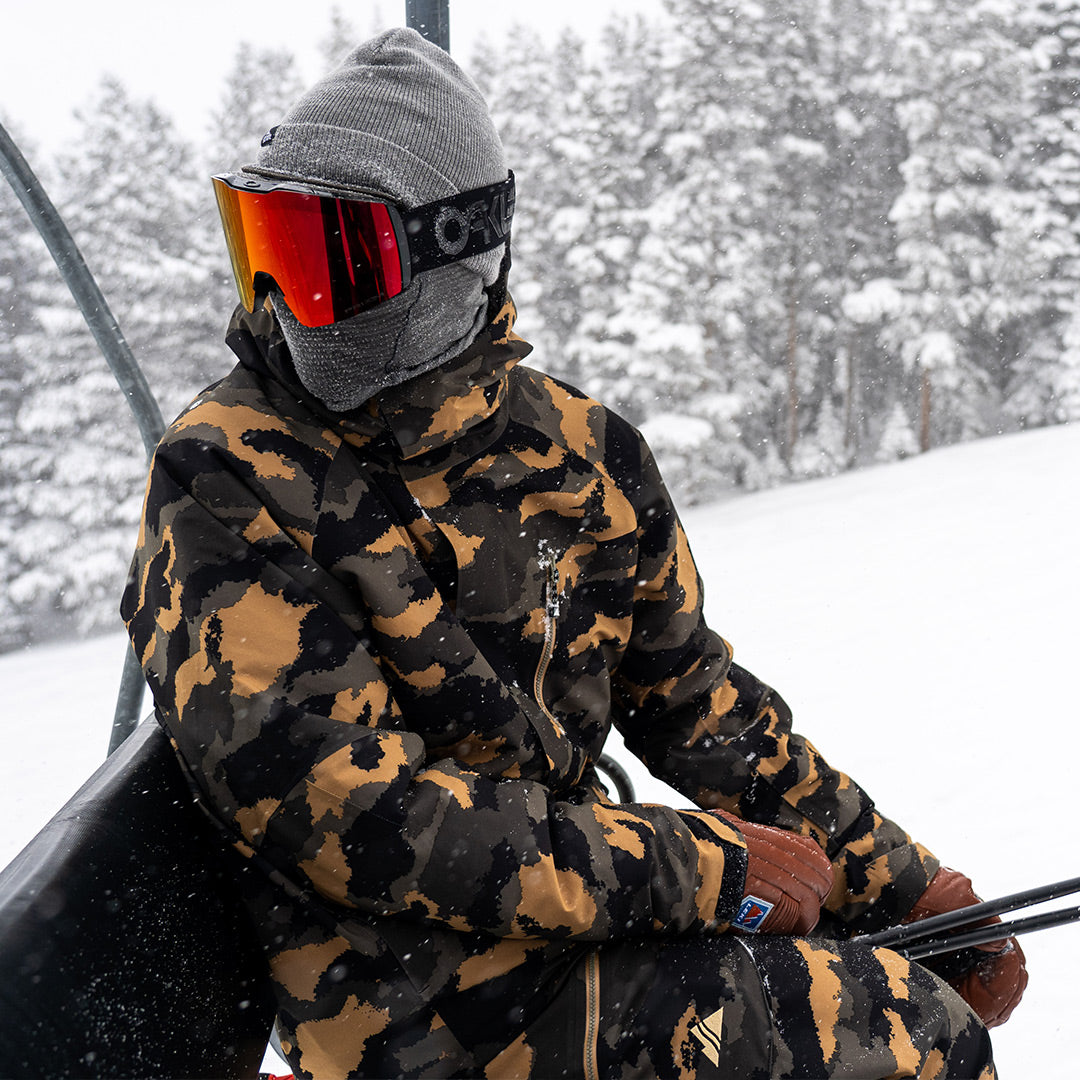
[{"x1": 242, "y1": 27, "x2": 508, "y2": 412}]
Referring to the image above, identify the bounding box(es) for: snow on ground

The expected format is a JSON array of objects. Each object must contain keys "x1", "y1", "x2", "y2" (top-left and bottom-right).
[{"x1": 3, "y1": 423, "x2": 1078, "y2": 1077}]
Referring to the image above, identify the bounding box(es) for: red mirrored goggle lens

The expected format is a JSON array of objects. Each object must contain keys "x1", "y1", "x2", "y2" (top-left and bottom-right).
[{"x1": 211, "y1": 174, "x2": 406, "y2": 327}]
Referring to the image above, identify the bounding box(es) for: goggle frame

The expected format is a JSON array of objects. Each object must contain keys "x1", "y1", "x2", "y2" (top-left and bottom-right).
[{"x1": 211, "y1": 170, "x2": 515, "y2": 327}]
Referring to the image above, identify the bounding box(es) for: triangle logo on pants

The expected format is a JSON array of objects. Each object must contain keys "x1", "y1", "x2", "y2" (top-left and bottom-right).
[{"x1": 689, "y1": 1006, "x2": 725, "y2": 1066}]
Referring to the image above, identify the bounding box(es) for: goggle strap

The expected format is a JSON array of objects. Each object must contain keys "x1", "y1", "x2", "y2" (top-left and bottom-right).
[
  {"x1": 403, "y1": 172, "x2": 515, "y2": 276},
  {"x1": 484, "y1": 241, "x2": 514, "y2": 324}
]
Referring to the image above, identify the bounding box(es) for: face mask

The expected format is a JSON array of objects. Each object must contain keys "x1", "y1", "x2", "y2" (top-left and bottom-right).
[{"x1": 273, "y1": 260, "x2": 490, "y2": 413}]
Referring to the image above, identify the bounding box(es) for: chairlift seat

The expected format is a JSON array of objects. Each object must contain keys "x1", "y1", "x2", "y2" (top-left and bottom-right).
[{"x1": 0, "y1": 719, "x2": 275, "y2": 1079}]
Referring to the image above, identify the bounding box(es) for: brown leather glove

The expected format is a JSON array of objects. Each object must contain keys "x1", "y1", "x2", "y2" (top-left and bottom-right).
[
  {"x1": 712, "y1": 810, "x2": 833, "y2": 934},
  {"x1": 906, "y1": 866, "x2": 1028, "y2": 1028}
]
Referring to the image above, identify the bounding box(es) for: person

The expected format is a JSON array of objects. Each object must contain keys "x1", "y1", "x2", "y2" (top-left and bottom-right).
[{"x1": 122, "y1": 28, "x2": 1025, "y2": 1079}]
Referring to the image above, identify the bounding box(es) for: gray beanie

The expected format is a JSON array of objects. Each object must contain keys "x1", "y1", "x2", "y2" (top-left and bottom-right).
[{"x1": 243, "y1": 28, "x2": 509, "y2": 412}]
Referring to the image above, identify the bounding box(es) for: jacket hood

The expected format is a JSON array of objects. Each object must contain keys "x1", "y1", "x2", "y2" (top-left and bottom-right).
[{"x1": 225, "y1": 295, "x2": 533, "y2": 461}]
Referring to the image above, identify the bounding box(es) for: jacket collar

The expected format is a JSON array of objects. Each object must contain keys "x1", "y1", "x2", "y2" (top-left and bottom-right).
[{"x1": 227, "y1": 297, "x2": 532, "y2": 461}]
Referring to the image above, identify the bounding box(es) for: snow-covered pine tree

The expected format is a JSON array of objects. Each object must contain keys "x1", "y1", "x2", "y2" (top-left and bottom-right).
[
  {"x1": 1009, "y1": 0, "x2": 1080, "y2": 424},
  {"x1": 56, "y1": 77, "x2": 224, "y2": 422},
  {"x1": 205, "y1": 44, "x2": 304, "y2": 173},
  {"x1": 577, "y1": 13, "x2": 758, "y2": 503},
  {"x1": 875, "y1": 400, "x2": 920, "y2": 462},
  {"x1": 567, "y1": 13, "x2": 673, "y2": 421},
  {"x1": 815, "y1": 0, "x2": 910, "y2": 462},
  {"x1": 655, "y1": 2, "x2": 787, "y2": 475},
  {"x1": 11, "y1": 79, "x2": 213, "y2": 639},
  {"x1": 0, "y1": 121, "x2": 51, "y2": 651},
  {"x1": 736, "y1": 0, "x2": 850, "y2": 472},
  {"x1": 684, "y1": 0, "x2": 908, "y2": 478},
  {"x1": 792, "y1": 396, "x2": 851, "y2": 478},
  {"x1": 470, "y1": 25, "x2": 595, "y2": 380},
  {"x1": 883, "y1": 0, "x2": 1049, "y2": 450}
]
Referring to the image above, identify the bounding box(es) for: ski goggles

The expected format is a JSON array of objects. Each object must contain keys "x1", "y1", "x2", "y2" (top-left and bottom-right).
[{"x1": 211, "y1": 171, "x2": 515, "y2": 327}]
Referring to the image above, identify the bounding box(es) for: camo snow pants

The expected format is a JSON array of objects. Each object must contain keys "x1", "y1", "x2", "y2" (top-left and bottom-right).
[{"x1": 485, "y1": 934, "x2": 995, "y2": 1079}]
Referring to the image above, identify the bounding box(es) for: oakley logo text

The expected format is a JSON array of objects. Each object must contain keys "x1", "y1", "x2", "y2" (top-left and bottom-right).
[{"x1": 434, "y1": 191, "x2": 514, "y2": 257}]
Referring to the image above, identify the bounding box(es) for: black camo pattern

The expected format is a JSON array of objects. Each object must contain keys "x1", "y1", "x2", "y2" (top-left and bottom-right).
[{"x1": 122, "y1": 299, "x2": 969, "y2": 1078}]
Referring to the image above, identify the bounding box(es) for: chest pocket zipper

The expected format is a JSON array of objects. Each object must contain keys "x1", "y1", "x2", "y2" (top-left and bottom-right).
[{"x1": 535, "y1": 547, "x2": 565, "y2": 730}]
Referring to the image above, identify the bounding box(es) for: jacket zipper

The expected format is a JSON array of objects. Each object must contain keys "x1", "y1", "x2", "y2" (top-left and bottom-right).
[
  {"x1": 534, "y1": 547, "x2": 564, "y2": 729},
  {"x1": 537, "y1": 549, "x2": 601, "y2": 1077},
  {"x1": 583, "y1": 949, "x2": 600, "y2": 1080}
]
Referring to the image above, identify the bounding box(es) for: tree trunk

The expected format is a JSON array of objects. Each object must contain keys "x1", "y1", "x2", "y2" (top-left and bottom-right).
[
  {"x1": 786, "y1": 286, "x2": 799, "y2": 466},
  {"x1": 920, "y1": 365, "x2": 932, "y2": 453},
  {"x1": 843, "y1": 334, "x2": 858, "y2": 454}
]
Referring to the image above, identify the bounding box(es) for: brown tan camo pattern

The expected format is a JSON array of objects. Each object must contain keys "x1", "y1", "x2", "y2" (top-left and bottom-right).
[{"x1": 123, "y1": 299, "x2": 948, "y2": 1077}]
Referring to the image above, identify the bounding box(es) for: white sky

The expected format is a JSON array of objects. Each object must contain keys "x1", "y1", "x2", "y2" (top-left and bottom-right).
[{"x1": 1, "y1": 0, "x2": 665, "y2": 156}]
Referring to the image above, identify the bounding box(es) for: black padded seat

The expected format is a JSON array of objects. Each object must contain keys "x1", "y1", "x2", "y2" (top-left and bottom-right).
[{"x1": 0, "y1": 720, "x2": 275, "y2": 1078}]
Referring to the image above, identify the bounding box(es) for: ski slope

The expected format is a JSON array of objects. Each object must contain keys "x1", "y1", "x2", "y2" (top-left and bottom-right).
[{"x1": 3, "y1": 423, "x2": 1078, "y2": 1077}]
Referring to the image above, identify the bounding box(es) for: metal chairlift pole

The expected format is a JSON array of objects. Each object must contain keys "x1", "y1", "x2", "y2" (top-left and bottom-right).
[
  {"x1": 0, "y1": 123, "x2": 165, "y2": 457},
  {"x1": 0, "y1": 120, "x2": 166, "y2": 755},
  {"x1": 406, "y1": 0, "x2": 451, "y2": 51}
]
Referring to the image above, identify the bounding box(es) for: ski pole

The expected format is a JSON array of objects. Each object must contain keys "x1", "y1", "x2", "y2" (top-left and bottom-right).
[
  {"x1": 856, "y1": 874, "x2": 1080, "y2": 952},
  {"x1": 899, "y1": 904, "x2": 1080, "y2": 960}
]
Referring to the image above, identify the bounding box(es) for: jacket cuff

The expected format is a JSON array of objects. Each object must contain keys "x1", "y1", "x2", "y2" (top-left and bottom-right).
[
  {"x1": 825, "y1": 807, "x2": 940, "y2": 934},
  {"x1": 679, "y1": 810, "x2": 749, "y2": 928}
]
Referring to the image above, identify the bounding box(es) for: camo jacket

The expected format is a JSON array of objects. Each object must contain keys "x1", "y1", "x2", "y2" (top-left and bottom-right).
[{"x1": 122, "y1": 300, "x2": 938, "y2": 1078}]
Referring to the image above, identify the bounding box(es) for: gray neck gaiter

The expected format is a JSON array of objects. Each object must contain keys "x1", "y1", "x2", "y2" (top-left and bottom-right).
[{"x1": 273, "y1": 261, "x2": 490, "y2": 413}]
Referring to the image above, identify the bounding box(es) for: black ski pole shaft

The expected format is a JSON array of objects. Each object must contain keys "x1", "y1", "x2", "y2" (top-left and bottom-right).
[
  {"x1": 901, "y1": 904, "x2": 1080, "y2": 960},
  {"x1": 857, "y1": 874, "x2": 1080, "y2": 951}
]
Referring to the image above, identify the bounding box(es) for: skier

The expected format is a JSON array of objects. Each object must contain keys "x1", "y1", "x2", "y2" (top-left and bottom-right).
[{"x1": 122, "y1": 28, "x2": 1025, "y2": 1079}]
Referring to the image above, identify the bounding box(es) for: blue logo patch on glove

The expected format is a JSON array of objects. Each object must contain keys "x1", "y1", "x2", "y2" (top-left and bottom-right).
[{"x1": 734, "y1": 895, "x2": 774, "y2": 932}]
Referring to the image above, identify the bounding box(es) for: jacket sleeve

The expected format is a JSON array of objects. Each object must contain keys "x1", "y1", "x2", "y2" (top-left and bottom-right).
[
  {"x1": 611, "y1": 442, "x2": 938, "y2": 934},
  {"x1": 123, "y1": 439, "x2": 747, "y2": 943}
]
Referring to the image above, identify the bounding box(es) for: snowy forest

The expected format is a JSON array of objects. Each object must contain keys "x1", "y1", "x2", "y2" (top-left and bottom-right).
[{"x1": 3, "y1": 0, "x2": 1080, "y2": 653}]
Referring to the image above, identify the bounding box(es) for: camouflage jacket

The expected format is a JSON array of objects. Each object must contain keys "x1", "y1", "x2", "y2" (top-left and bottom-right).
[{"x1": 122, "y1": 301, "x2": 937, "y2": 1077}]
